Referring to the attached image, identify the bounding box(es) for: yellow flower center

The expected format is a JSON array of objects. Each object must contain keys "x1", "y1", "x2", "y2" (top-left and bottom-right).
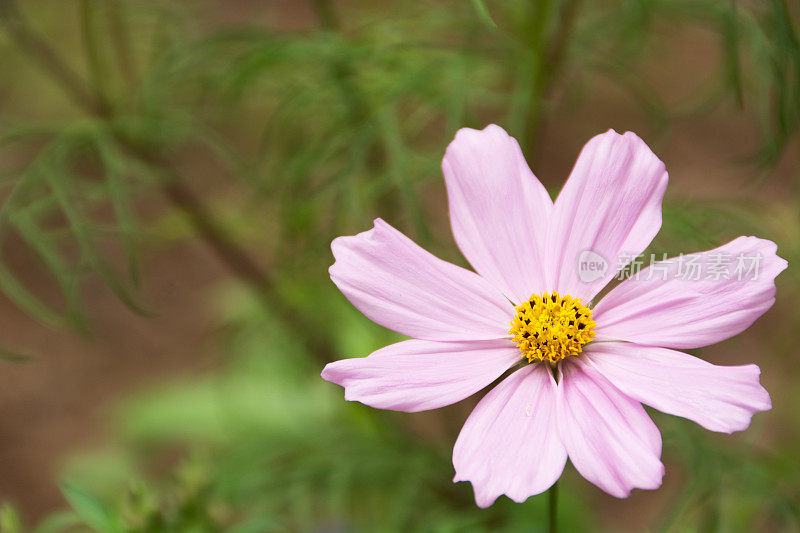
[{"x1": 509, "y1": 292, "x2": 596, "y2": 364}]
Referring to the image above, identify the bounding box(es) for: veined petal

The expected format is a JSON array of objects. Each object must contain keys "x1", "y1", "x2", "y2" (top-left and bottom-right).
[
  {"x1": 443, "y1": 124, "x2": 552, "y2": 303},
  {"x1": 549, "y1": 130, "x2": 668, "y2": 301},
  {"x1": 557, "y1": 358, "x2": 664, "y2": 498},
  {"x1": 453, "y1": 364, "x2": 566, "y2": 508},
  {"x1": 321, "y1": 339, "x2": 521, "y2": 412},
  {"x1": 593, "y1": 236, "x2": 788, "y2": 348},
  {"x1": 330, "y1": 219, "x2": 514, "y2": 341},
  {"x1": 584, "y1": 342, "x2": 771, "y2": 433}
]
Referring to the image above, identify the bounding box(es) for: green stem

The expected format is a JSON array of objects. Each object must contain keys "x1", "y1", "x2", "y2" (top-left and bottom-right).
[
  {"x1": 107, "y1": 0, "x2": 137, "y2": 88},
  {"x1": 507, "y1": 0, "x2": 584, "y2": 156},
  {"x1": 548, "y1": 481, "x2": 559, "y2": 533},
  {"x1": 79, "y1": 0, "x2": 110, "y2": 107}
]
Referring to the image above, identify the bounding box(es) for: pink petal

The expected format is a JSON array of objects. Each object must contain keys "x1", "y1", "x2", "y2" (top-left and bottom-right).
[
  {"x1": 330, "y1": 219, "x2": 514, "y2": 341},
  {"x1": 453, "y1": 364, "x2": 566, "y2": 508},
  {"x1": 321, "y1": 339, "x2": 521, "y2": 412},
  {"x1": 593, "y1": 236, "x2": 788, "y2": 348},
  {"x1": 442, "y1": 124, "x2": 553, "y2": 303},
  {"x1": 548, "y1": 130, "x2": 668, "y2": 301},
  {"x1": 557, "y1": 358, "x2": 664, "y2": 498},
  {"x1": 584, "y1": 342, "x2": 771, "y2": 433}
]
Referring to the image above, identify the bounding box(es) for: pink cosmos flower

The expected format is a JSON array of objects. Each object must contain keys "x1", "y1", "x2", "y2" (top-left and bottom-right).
[{"x1": 321, "y1": 125, "x2": 787, "y2": 507}]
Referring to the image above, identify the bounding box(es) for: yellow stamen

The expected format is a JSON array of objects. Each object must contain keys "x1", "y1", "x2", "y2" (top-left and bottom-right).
[{"x1": 509, "y1": 292, "x2": 596, "y2": 364}]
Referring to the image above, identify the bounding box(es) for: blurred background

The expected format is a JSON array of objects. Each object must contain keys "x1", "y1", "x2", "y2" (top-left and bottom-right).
[{"x1": 0, "y1": 0, "x2": 797, "y2": 531}]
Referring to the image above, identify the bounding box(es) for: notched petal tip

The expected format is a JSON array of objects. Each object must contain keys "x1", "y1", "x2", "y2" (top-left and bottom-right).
[
  {"x1": 330, "y1": 218, "x2": 387, "y2": 258},
  {"x1": 319, "y1": 361, "x2": 341, "y2": 384},
  {"x1": 737, "y1": 235, "x2": 789, "y2": 274},
  {"x1": 589, "y1": 128, "x2": 668, "y2": 175},
  {"x1": 448, "y1": 123, "x2": 509, "y2": 144},
  {"x1": 444, "y1": 124, "x2": 522, "y2": 173},
  {"x1": 730, "y1": 363, "x2": 773, "y2": 430},
  {"x1": 475, "y1": 490, "x2": 501, "y2": 509}
]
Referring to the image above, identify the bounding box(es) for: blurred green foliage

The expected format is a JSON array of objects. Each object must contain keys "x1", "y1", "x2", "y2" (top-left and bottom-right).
[{"x1": 0, "y1": 0, "x2": 798, "y2": 531}]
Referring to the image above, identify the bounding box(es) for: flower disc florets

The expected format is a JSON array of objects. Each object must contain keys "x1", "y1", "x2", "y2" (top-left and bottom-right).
[{"x1": 509, "y1": 292, "x2": 596, "y2": 364}]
